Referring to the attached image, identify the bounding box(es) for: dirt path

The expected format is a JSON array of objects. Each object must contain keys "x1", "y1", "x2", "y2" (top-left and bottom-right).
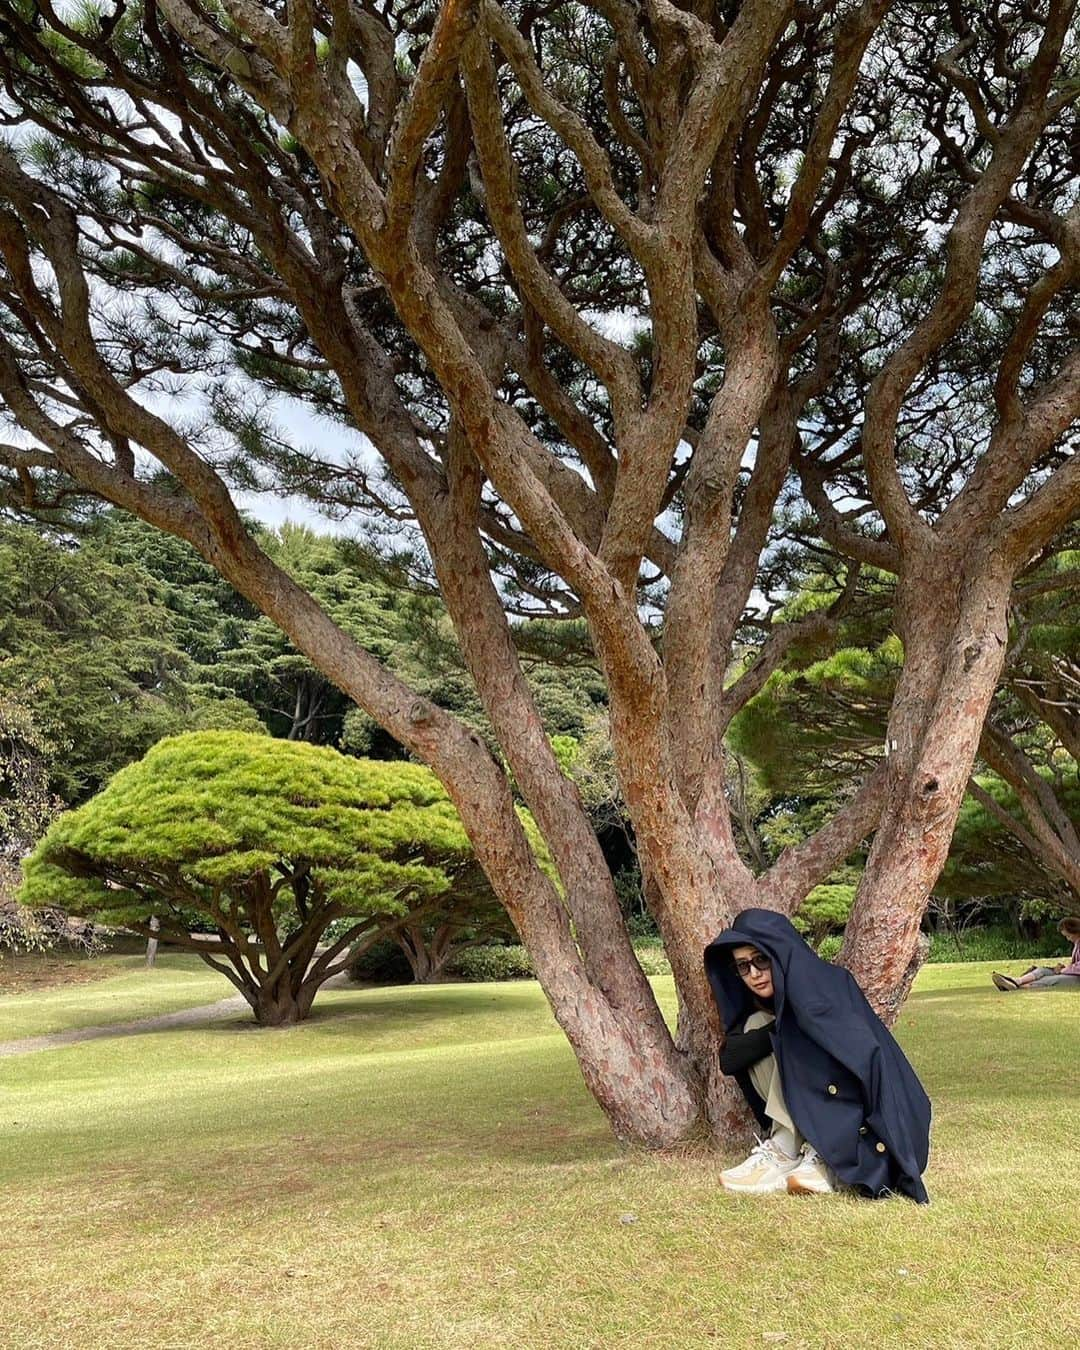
[
  {"x1": 0, "y1": 994, "x2": 251, "y2": 1058},
  {"x1": 0, "y1": 971, "x2": 362, "y2": 1059}
]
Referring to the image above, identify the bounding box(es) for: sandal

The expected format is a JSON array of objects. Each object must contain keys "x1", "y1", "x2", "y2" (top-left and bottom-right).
[{"x1": 992, "y1": 972, "x2": 1020, "y2": 991}]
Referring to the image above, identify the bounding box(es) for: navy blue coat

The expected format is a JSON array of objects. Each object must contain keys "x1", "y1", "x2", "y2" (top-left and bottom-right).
[{"x1": 705, "y1": 908, "x2": 932, "y2": 1203}]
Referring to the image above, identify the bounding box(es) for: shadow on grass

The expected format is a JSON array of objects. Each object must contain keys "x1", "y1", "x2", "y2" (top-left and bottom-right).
[
  {"x1": 5, "y1": 994, "x2": 1078, "y2": 1199},
  {"x1": 305, "y1": 979, "x2": 547, "y2": 1020},
  {"x1": 8, "y1": 971, "x2": 1076, "y2": 1064},
  {"x1": 202, "y1": 981, "x2": 556, "y2": 1043},
  {"x1": 0, "y1": 979, "x2": 560, "y2": 1061}
]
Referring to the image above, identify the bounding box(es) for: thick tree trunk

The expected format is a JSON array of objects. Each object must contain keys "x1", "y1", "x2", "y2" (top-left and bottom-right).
[
  {"x1": 419, "y1": 437, "x2": 704, "y2": 1141},
  {"x1": 842, "y1": 548, "x2": 1012, "y2": 1019},
  {"x1": 398, "y1": 923, "x2": 470, "y2": 983},
  {"x1": 398, "y1": 924, "x2": 436, "y2": 983},
  {"x1": 252, "y1": 983, "x2": 304, "y2": 1027},
  {"x1": 500, "y1": 871, "x2": 704, "y2": 1146},
  {"x1": 241, "y1": 953, "x2": 326, "y2": 1026}
]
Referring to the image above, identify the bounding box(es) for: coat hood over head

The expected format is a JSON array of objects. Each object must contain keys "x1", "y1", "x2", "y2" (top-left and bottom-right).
[{"x1": 704, "y1": 907, "x2": 811, "y2": 1029}]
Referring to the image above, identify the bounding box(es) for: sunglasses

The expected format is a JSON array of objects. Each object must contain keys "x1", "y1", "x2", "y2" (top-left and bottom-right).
[{"x1": 734, "y1": 954, "x2": 772, "y2": 977}]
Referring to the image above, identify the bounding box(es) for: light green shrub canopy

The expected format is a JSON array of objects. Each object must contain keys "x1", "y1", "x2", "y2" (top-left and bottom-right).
[{"x1": 21, "y1": 731, "x2": 550, "y2": 927}]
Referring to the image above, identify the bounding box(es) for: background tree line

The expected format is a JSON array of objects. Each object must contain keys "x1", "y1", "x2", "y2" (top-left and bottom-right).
[{"x1": 4, "y1": 508, "x2": 1074, "y2": 960}]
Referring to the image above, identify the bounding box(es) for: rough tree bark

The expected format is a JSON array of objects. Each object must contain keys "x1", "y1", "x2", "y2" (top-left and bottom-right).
[{"x1": 842, "y1": 544, "x2": 1014, "y2": 1016}]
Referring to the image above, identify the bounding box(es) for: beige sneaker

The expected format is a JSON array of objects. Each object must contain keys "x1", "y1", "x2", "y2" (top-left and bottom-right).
[
  {"x1": 786, "y1": 1146, "x2": 835, "y2": 1195},
  {"x1": 720, "y1": 1137, "x2": 799, "y2": 1195}
]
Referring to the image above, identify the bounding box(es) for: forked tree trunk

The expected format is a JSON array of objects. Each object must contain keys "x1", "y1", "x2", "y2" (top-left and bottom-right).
[
  {"x1": 397, "y1": 923, "x2": 440, "y2": 983},
  {"x1": 251, "y1": 982, "x2": 304, "y2": 1027},
  {"x1": 226, "y1": 950, "x2": 333, "y2": 1026},
  {"x1": 397, "y1": 921, "x2": 476, "y2": 983},
  {"x1": 402, "y1": 942, "x2": 436, "y2": 984},
  {"x1": 843, "y1": 548, "x2": 1013, "y2": 1019}
]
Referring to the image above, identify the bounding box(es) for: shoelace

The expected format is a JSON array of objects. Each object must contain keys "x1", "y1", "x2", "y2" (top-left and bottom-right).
[{"x1": 748, "y1": 1135, "x2": 793, "y2": 1166}]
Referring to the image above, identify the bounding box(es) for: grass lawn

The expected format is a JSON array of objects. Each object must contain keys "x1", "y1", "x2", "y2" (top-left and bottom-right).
[
  {"x1": 0, "y1": 960, "x2": 1076, "y2": 1349},
  {"x1": 0, "y1": 954, "x2": 235, "y2": 1040}
]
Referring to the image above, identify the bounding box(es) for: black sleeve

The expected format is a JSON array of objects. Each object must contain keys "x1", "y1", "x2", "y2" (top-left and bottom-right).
[{"x1": 719, "y1": 1025, "x2": 774, "y2": 1076}]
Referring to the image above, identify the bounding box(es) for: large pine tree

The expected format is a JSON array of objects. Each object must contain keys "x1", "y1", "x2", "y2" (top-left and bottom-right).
[{"x1": 0, "y1": 2, "x2": 1077, "y2": 1146}]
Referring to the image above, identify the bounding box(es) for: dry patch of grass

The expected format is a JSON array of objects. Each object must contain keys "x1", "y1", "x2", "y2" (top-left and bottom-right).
[
  {"x1": 0, "y1": 950, "x2": 133, "y2": 996},
  {"x1": 0, "y1": 963, "x2": 1076, "y2": 1349}
]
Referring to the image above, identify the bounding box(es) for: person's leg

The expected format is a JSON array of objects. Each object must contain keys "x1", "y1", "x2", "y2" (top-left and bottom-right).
[
  {"x1": 743, "y1": 1012, "x2": 803, "y2": 1157},
  {"x1": 994, "y1": 966, "x2": 1055, "y2": 989},
  {"x1": 724, "y1": 1012, "x2": 835, "y2": 1196},
  {"x1": 742, "y1": 1013, "x2": 834, "y2": 1195},
  {"x1": 720, "y1": 1011, "x2": 802, "y2": 1194},
  {"x1": 1025, "y1": 974, "x2": 1080, "y2": 990}
]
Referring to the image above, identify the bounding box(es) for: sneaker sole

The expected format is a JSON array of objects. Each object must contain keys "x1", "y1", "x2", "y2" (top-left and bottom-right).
[
  {"x1": 786, "y1": 1175, "x2": 834, "y2": 1195},
  {"x1": 720, "y1": 1178, "x2": 791, "y2": 1195}
]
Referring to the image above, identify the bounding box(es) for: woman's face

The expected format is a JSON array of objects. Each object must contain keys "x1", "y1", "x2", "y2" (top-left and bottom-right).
[{"x1": 732, "y1": 944, "x2": 774, "y2": 1001}]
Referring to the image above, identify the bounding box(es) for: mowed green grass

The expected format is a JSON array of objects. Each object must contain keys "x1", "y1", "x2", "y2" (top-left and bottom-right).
[
  {"x1": 1, "y1": 961, "x2": 1076, "y2": 1350},
  {"x1": 0, "y1": 954, "x2": 235, "y2": 1040}
]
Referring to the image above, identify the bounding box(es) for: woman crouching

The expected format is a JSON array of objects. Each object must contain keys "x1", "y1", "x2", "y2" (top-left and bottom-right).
[{"x1": 705, "y1": 908, "x2": 932, "y2": 1203}]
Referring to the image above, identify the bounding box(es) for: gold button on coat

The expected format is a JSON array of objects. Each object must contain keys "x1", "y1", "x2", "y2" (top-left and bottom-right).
[
  {"x1": 859, "y1": 1126, "x2": 868, "y2": 1135},
  {"x1": 827, "y1": 1084, "x2": 838, "y2": 1095},
  {"x1": 876, "y1": 1142, "x2": 886, "y2": 1153}
]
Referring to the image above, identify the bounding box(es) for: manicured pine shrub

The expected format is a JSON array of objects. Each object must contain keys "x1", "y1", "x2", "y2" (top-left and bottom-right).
[{"x1": 22, "y1": 731, "x2": 552, "y2": 1022}]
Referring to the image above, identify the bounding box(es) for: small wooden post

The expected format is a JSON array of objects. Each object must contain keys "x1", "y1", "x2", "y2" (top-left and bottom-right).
[{"x1": 145, "y1": 915, "x2": 160, "y2": 968}]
